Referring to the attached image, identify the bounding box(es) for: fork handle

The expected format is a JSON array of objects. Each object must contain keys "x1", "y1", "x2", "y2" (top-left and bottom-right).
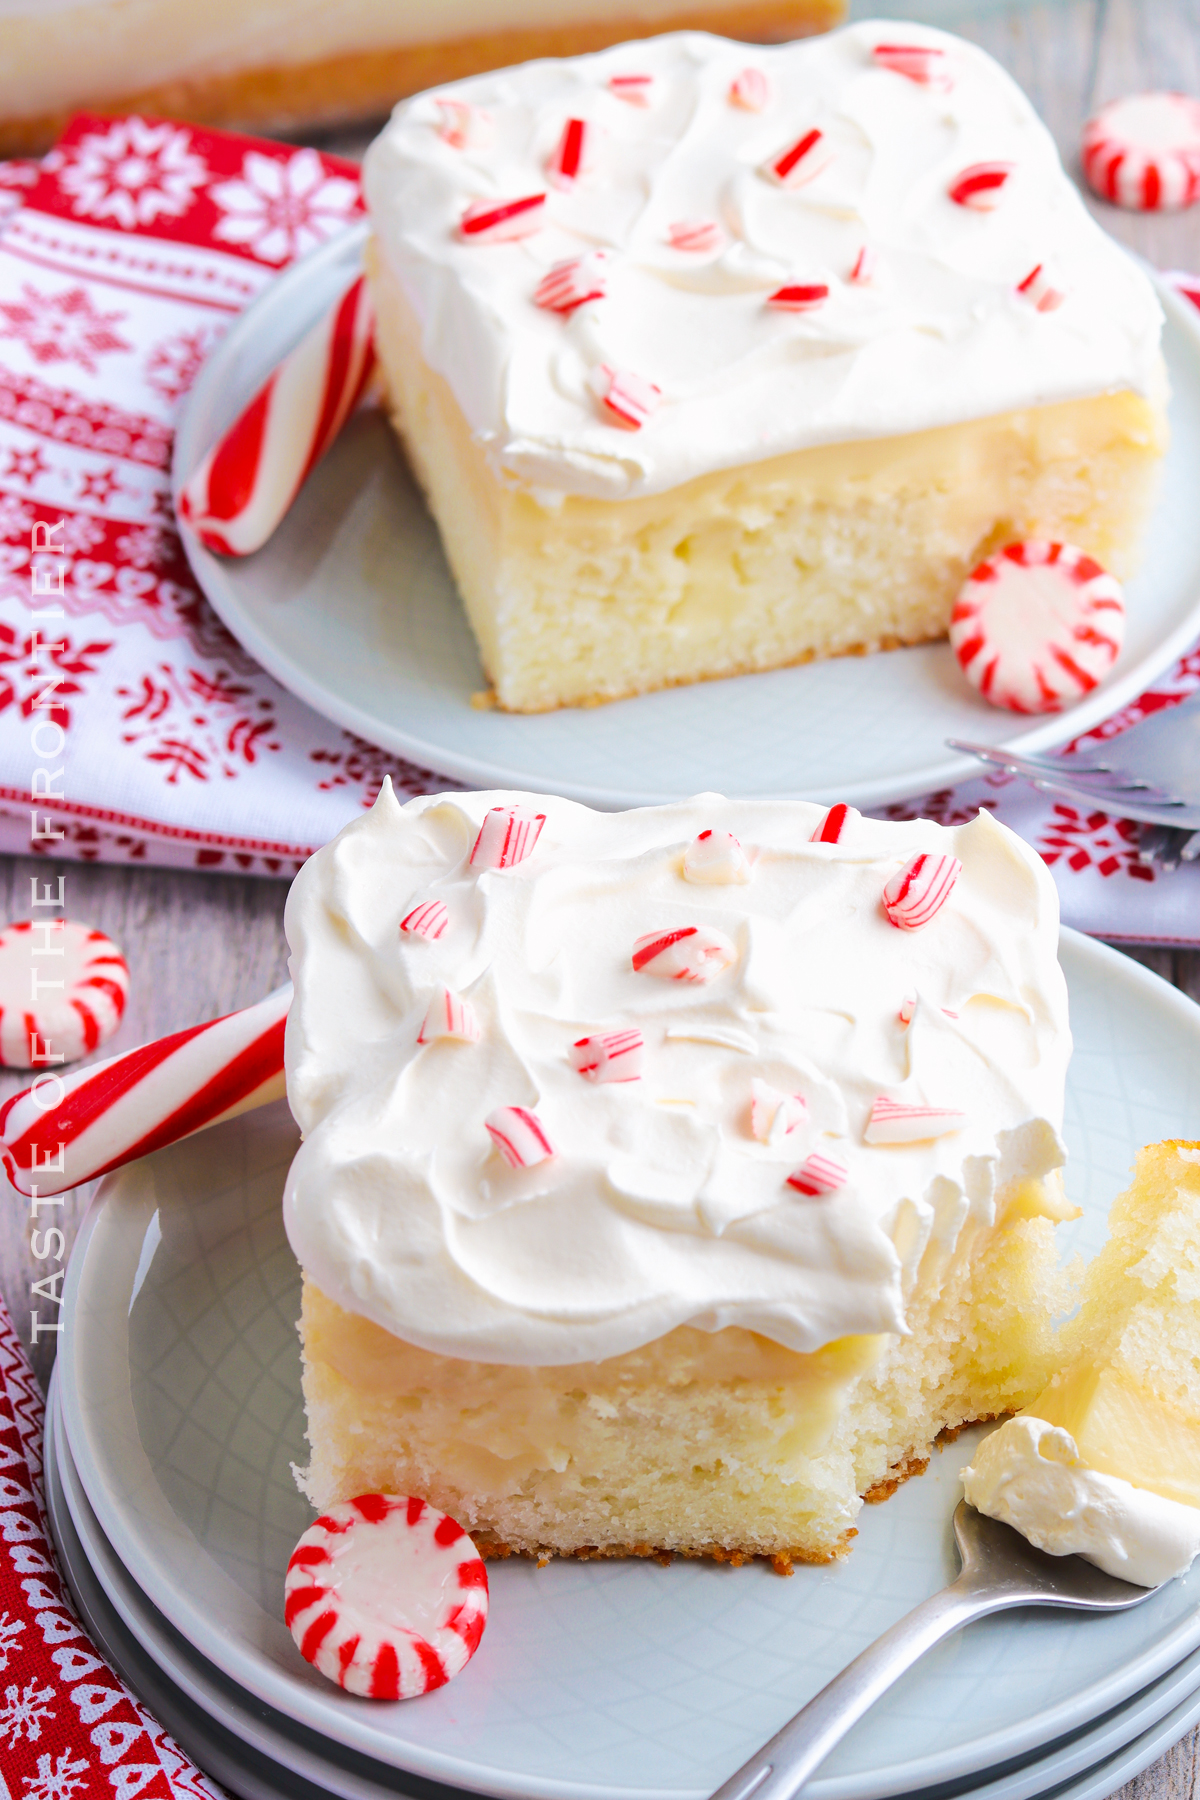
[{"x1": 709, "y1": 1578, "x2": 1001, "y2": 1800}]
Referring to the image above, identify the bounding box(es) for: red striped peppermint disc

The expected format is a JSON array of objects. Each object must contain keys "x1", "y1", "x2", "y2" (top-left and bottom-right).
[
  {"x1": 632, "y1": 925, "x2": 737, "y2": 983},
  {"x1": 786, "y1": 1151, "x2": 847, "y2": 1196},
  {"x1": 570, "y1": 1028, "x2": 644, "y2": 1083},
  {"x1": 950, "y1": 540, "x2": 1125, "y2": 714},
  {"x1": 286, "y1": 1494, "x2": 488, "y2": 1699},
  {"x1": 1082, "y1": 93, "x2": 1200, "y2": 212},
  {"x1": 864, "y1": 1097, "x2": 965, "y2": 1145},
  {"x1": 948, "y1": 162, "x2": 1014, "y2": 211},
  {"x1": 177, "y1": 273, "x2": 375, "y2": 557},
  {"x1": 485, "y1": 1105, "x2": 556, "y2": 1168},
  {"x1": 882, "y1": 853, "x2": 961, "y2": 931},
  {"x1": 0, "y1": 920, "x2": 128, "y2": 1068}
]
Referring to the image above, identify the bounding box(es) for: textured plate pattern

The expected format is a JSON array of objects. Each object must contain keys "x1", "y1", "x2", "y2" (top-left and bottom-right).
[
  {"x1": 172, "y1": 226, "x2": 1200, "y2": 809},
  {"x1": 57, "y1": 932, "x2": 1200, "y2": 1800}
]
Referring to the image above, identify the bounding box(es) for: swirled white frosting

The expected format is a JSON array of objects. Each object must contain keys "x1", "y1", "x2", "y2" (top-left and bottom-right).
[
  {"x1": 362, "y1": 21, "x2": 1163, "y2": 501},
  {"x1": 282, "y1": 783, "x2": 1070, "y2": 1365},
  {"x1": 963, "y1": 1416, "x2": 1200, "y2": 1588}
]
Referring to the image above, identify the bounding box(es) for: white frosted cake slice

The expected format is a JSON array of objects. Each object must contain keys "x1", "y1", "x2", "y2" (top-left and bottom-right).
[
  {"x1": 363, "y1": 22, "x2": 1167, "y2": 712},
  {"x1": 285, "y1": 784, "x2": 1076, "y2": 1567}
]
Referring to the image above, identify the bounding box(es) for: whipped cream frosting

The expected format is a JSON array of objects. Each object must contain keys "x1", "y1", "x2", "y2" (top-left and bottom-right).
[
  {"x1": 283, "y1": 784, "x2": 1070, "y2": 1366},
  {"x1": 362, "y1": 21, "x2": 1164, "y2": 502},
  {"x1": 963, "y1": 1415, "x2": 1200, "y2": 1588}
]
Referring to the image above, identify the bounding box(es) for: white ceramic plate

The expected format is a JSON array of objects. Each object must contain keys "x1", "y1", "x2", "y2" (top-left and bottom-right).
[
  {"x1": 55, "y1": 930, "x2": 1200, "y2": 1800},
  {"x1": 43, "y1": 1381, "x2": 1200, "y2": 1800},
  {"x1": 172, "y1": 226, "x2": 1200, "y2": 810}
]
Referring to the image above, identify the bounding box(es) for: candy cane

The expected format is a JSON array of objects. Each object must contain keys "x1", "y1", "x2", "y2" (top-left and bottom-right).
[{"x1": 177, "y1": 275, "x2": 375, "y2": 557}]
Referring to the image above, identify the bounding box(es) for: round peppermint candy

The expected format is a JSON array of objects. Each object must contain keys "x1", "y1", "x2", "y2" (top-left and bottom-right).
[
  {"x1": 949, "y1": 541, "x2": 1124, "y2": 714},
  {"x1": 285, "y1": 1494, "x2": 488, "y2": 1699},
  {"x1": 0, "y1": 920, "x2": 128, "y2": 1068},
  {"x1": 1081, "y1": 93, "x2": 1200, "y2": 211}
]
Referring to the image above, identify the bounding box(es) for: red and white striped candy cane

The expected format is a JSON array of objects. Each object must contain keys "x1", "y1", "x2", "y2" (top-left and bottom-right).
[
  {"x1": 0, "y1": 985, "x2": 290, "y2": 1198},
  {"x1": 177, "y1": 274, "x2": 375, "y2": 557}
]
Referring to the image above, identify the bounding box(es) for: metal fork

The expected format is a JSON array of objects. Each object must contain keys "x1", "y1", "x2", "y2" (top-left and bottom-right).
[{"x1": 948, "y1": 688, "x2": 1200, "y2": 866}]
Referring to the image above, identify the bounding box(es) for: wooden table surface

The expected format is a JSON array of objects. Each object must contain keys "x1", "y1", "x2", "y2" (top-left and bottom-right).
[{"x1": 1, "y1": 0, "x2": 1198, "y2": 1794}]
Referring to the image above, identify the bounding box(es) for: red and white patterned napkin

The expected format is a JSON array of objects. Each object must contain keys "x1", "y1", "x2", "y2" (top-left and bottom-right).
[
  {"x1": 0, "y1": 1287, "x2": 228, "y2": 1799},
  {"x1": 0, "y1": 117, "x2": 1196, "y2": 941}
]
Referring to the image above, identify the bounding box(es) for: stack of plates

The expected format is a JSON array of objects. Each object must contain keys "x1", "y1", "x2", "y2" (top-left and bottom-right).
[{"x1": 49, "y1": 929, "x2": 1200, "y2": 1800}]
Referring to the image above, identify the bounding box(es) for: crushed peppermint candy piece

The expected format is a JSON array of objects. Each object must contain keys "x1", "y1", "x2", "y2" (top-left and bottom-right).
[
  {"x1": 436, "y1": 99, "x2": 492, "y2": 149},
  {"x1": 460, "y1": 192, "x2": 546, "y2": 242},
  {"x1": 865, "y1": 1097, "x2": 966, "y2": 1144},
  {"x1": 950, "y1": 540, "x2": 1125, "y2": 713},
  {"x1": 763, "y1": 128, "x2": 831, "y2": 188},
  {"x1": 882, "y1": 853, "x2": 962, "y2": 931},
  {"x1": 470, "y1": 805, "x2": 546, "y2": 869},
  {"x1": 400, "y1": 898, "x2": 449, "y2": 940},
  {"x1": 849, "y1": 245, "x2": 878, "y2": 284},
  {"x1": 418, "y1": 985, "x2": 480, "y2": 1045},
  {"x1": 486, "y1": 1104, "x2": 556, "y2": 1168},
  {"x1": 810, "y1": 804, "x2": 856, "y2": 844},
  {"x1": 767, "y1": 283, "x2": 830, "y2": 312},
  {"x1": 1082, "y1": 93, "x2": 1200, "y2": 212},
  {"x1": 535, "y1": 253, "x2": 608, "y2": 313},
  {"x1": 1016, "y1": 263, "x2": 1068, "y2": 312},
  {"x1": 871, "y1": 42, "x2": 953, "y2": 88},
  {"x1": 548, "y1": 116, "x2": 593, "y2": 188},
  {"x1": 666, "y1": 218, "x2": 725, "y2": 254},
  {"x1": 682, "y1": 829, "x2": 751, "y2": 884},
  {"x1": 898, "y1": 994, "x2": 917, "y2": 1026},
  {"x1": 787, "y1": 1152, "x2": 848, "y2": 1196},
  {"x1": 285, "y1": 1493, "x2": 488, "y2": 1699},
  {"x1": 570, "y1": 1028, "x2": 644, "y2": 1083},
  {"x1": 750, "y1": 1079, "x2": 807, "y2": 1146},
  {"x1": 948, "y1": 162, "x2": 1014, "y2": 210},
  {"x1": 632, "y1": 925, "x2": 737, "y2": 983},
  {"x1": 591, "y1": 364, "x2": 662, "y2": 429},
  {"x1": 609, "y1": 72, "x2": 654, "y2": 105},
  {"x1": 729, "y1": 67, "x2": 770, "y2": 111}
]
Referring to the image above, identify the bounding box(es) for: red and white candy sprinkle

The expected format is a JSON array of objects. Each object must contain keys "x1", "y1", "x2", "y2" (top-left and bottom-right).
[
  {"x1": 0, "y1": 920, "x2": 128, "y2": 1068},
  {"x1": 632, "y1": 925, "x2": 737, "y2": 984},
  {"x1": 729, "y1": 67, "x2": 770, "y2": 112},
  {"x1": 750, "y1": 1079, "x2": 807, "y2": 1146},
  {"x1": 767, "y1": 283, "x2": 830, "y2": 313},
  {"x1": 436, "y1": 99, "x2": 492, "y2": 150},
  {"x1": 871, "y1": 43, "x2": 953, "y2": 89},
  {"x1": 865, "y1": 1097, "x2": 966, "y2": 1145},
  {"x1": 470, "y1": 806, "x2": 546, "y2": 870},
  {"x1": 949, "y1": 540, "x2": 1125, "y2": 714},
  {"x1": 1016, "y1": 263, "x2": 1068, "y2": 312},
  {"x1": 898, "y1": 994, "x2": 917, "y2": 1027},
  {"x1": 417, "y1": 986, "x2": 480, "y2": 1046},
  {"x1": 1082, "y1": 93, "x2": 1200, "y2": 212},
  {"x1": 764, "y1": 128, "x2": 830, "y2": 188},
  {"x1": 285, "y1": 1493, "x2": 487, "y2": 1700},
  {"x1": 459, "y1": 192, "x2": 546, "y2": 243},
  {"x1": 948, "y1": 162, "x2": 1014, "y2": 210},
  {"x1": 548, "y1": 117, "x2": 593, "y2": 188},
  {"x1": 535, "y1": 253, "x2": 608, "y2": 313},
  {"x1": 666, "y1": 218, "x2": 725, "y2": 255},
  {"x1": 591, "y1": 364, "x2": 662, "y2": 429},
  {"x1": 810, "y1": 803, "x2": 857, "y2": 845},
  {"x1": 485, "y1": 1105, "x2": 556, "y2": 1168},
  {"x1": 882, "y1": 854, "x2": 962, "y2": 931},
  {"x1": 682, "y1": 830, "x2": 751, "y2": 885},
  {"x1": 400, "y1": 899, "x2": 449, "y2": 941},
  {"x1": 849, "y1": 245, "x2": 878, "y2": 285},
  {"x1": 787, "y1": 1152, "x2": 848, "y2": 1197},
  {"x1": 570, "y1": 1028, "x2": 644, "y2": 1083},
  {"x1": 609, "y1": 72, "x2": 654, "y2": 106}
]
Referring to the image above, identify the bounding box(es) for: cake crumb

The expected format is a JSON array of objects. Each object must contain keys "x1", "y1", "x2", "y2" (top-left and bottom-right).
[{"x1": 470, "y1": 688, "x2": 497, "y2": 710}]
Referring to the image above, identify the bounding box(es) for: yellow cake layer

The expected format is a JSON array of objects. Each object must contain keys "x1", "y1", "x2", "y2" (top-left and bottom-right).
[
  {"x1": 368, "y1": 241, "x2": 1168, "y2": 715},
  {"x1": 1027, "y1": 1141, "x2": 1200, "y2": 1509},
  {"x1": 299, "y1": 1178, "x2": 1072, "y2": 1565}
]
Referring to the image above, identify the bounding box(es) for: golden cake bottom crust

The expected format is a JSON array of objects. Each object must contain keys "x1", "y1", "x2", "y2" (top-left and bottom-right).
[
  {"x1": 0, "y1": 1, "x2": 841, "y2": 156},
  {"x1": 368, "y1": 243, "x2": 1168, "y2": 715},
  {"x1": 297, "y1": 1174, "x2": 1074, "y2": 1567}
]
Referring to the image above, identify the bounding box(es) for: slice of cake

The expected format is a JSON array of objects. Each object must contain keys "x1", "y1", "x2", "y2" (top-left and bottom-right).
[
  {"x1": 0, "y1": 0, "x2": 843, "y2": 156},
  {"x1": 964, "y1": 1141, "x2": 1200, "y2": 1588},
  {"x1": 284, "y1": 783, "x2": 1076, "y2": 1566},
  {"x1": 362, "y1": 23, "x2": 1167, "y2": 713}
]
